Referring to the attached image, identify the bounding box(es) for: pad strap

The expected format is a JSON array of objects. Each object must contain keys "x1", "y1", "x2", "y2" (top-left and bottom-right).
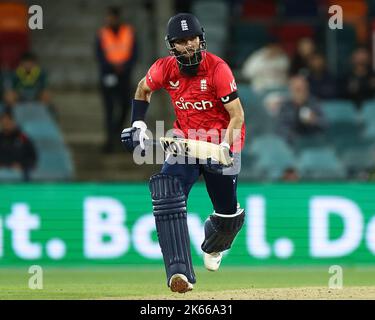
[{"x1": 201, "y1": 208, "x2": 245, "y2": 253}]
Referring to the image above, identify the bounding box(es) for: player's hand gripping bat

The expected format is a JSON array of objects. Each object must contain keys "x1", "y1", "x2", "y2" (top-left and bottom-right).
[{"x1": 121, "y1": 128, "x2": 233, "y2": 166}]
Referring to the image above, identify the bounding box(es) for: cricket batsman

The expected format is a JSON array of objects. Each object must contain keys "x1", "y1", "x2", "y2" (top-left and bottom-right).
[{"x1": 121, "y1": 13, "x2": 246, "y2": 293}]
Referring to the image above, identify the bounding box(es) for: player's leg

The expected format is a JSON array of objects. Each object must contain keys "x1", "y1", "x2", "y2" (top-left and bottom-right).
[
  {"x1": 161, "y1": 155, "x2": 200, "y2": 196},
  {"x1": 200, "y1": 170, "x2": 245, "y2": 271},
  {"x1": 149, "y1": 156, "x2": 200, "y2": 292}
]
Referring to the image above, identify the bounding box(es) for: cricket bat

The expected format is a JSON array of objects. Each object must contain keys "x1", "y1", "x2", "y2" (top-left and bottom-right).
[{"x1": 159, "y1": 137, "x2": 233, "y2": 165}]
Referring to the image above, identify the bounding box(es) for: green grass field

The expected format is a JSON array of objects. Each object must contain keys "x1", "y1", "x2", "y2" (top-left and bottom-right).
[{"x1": 1, "y1": 266, "x2": 375, "y2": 299}]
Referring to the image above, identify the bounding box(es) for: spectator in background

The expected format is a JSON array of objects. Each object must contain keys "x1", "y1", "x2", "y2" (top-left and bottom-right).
[
  {"x1": 306, "y1": 52, "x2": 337, "y2": 100},
  {"x1": 278, "y1": 76, "x2": 325, "y2": 144},
  {"x1": 4, "y1": 52, "x2": 55, "y2": 115},
  {"x1": 242, "y1": 41, "x2": 290, "y2": 93},
  {"x1": 96, "y1": 6, "x2": 137, "y2": 153},
  {"x1": 290, "y1": 37, "x2": 316, "y2": 76},
  {"x1": 343, "y1": 47, "x2": 375, "y2": 109},
  {"x1": 282, "y1": 167, "x2": 300, "y2": 182},
  {"x1": 263, "y1": 91, "x2": 287, "y2": 116},
  {"x1": 0, "y1": 108, "x2": 37, "y2": 181}
]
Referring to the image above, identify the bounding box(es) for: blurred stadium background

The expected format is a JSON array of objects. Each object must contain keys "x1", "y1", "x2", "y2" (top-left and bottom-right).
[{"x1": 1, "y1": 0, "x2": 375, "y2": 299}]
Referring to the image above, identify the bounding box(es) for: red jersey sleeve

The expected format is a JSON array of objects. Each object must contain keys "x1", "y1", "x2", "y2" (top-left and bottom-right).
[
  {"x1": 213, "y1": 62, "x2": 238, "y2": 100},
  {"x1": 145, "y1": 58, "x2": 165, "y2": 91}
]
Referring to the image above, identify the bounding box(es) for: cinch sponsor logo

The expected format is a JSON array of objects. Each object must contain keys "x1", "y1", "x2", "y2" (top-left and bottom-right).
[{"x1": 175, "y1": 97, "x2": 214, "y2": 110}]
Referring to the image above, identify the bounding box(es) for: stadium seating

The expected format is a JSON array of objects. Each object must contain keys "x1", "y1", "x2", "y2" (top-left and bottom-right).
[
  {"x1": 0, "y1": 168, "x2": 23, "y2": 182},
  {"x1": 294, "y1": 133, "x2": 331, "y2": 154},
  {"x1": 238, "y1": 85, "x2": 278, "y2": 138},
  {"x1": 13, "y1": 103, "x2": 63, "y2": 142},
  {"x1": 320, "y1": 100, "x2": 358, "y2": 124},
  {"x1": 361, "y1": 100, "x2": 375, "y2": 126},
  {"x1": 203, "y1": 24, "x2": 228, "y2": 56},
  {"x1": 12, "y1": 103, "x2": 74, "y2": 181},
  {"x1": 247, "y1": 134, "x2": 292, "y2": 155},
  {"x1": 297, "y1": 147, "x2": 346, "y2": 179},
  {"x1": 342, "y1": 146, "x2": 375, "y2": 177},
  {"x1": 325, "y1": 23, "x2": 357, "y2": 76},
  {"x1": 236, "y1": 91, "x2": 374, "y2": 181},
  {"x1": 31, "y1": 145, "x2": 74, "y2": 180},
  {"x1": 22, "y1": 121, "x2": 63, "y2": 144},
  {"x1": 238, "y1": 155, "x2": 262, "y2": 180},
  {"x1": 326, "y1": 123, "x2": 364, "y2": 153},
  {"x1": 243, "y1": 134, "x2": 296, "y2": 180},
  {"x1": 319, "y1": 100, "x2": 365, "y2": 153},
  {"x1": 361, "y1": 100, "x2": 375, "y2": 143},
  {"x1": 192, "y1": 0, "x2": 229, "y2": 56},
  {"x1": 237, "y1": 83, "x2": 262, "y2": 109},
  {"x1": 192, "y1": 0, "x2": 229, "y2": 23},
  {"x1": 231, "y1": 22, "x2": 272, "y2": 67},
  {"x1": 363, "y1": 123, "x2": 375, "y2": 139}
]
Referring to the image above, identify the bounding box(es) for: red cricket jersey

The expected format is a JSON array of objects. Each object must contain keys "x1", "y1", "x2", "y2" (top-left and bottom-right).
[{"x1": 145, "y1": 52, "x2": 245, "y2": 152}]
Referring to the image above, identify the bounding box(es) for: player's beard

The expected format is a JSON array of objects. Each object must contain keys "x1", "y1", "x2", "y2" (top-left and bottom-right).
[
  {"x1": 177, "y1": 51, "x2": 202, "y2": 77},
  {"x1": 179, "y1": 63, "x2": 200, "y2": 76}
]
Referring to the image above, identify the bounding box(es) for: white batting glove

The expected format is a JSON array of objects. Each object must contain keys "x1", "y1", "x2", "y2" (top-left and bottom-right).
[
  {"x1": 220, "y1": 141, "x2": 231, "y2": 150},
  {"x1": 132, "y1": 120, "x2": 149, "y2": 150},
  {"x1": 220, "y1": 141, "x2": 233, "y2": 163}
]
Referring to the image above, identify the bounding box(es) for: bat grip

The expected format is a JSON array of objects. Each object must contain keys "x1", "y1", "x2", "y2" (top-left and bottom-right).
[{"x1": 144, "y1": 139, "x2": 158, "y2": 147}]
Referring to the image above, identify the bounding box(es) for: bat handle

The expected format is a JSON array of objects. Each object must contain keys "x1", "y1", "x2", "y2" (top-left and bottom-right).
[
  {"x1": 140, "y1": 140, "x2": 156, "y2": 157},
  {"x1": 144, "y1": 139, "x2": 158, "y2": 147}
]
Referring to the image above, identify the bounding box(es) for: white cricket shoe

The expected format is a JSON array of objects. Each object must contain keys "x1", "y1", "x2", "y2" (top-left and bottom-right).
[
  {"x1": 169, "y1": 274, "x2": 193, "y2": 293},
  {"x1": 204, "y1": 252, "x2": 223, "y2": 271}
]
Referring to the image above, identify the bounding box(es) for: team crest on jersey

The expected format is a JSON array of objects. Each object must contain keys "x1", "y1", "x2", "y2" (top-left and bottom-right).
[
  {"x1": 169, "y1": 80, "x2": 179, "y2": 89},
  {"x1": 200, "y1": 79, "x2": 207, "y2": 91}
]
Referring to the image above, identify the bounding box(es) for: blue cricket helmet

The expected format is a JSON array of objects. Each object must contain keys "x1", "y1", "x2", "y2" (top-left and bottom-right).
[
  {"x1": 165, "y1": 13, "x2": 205, "y2": 42},
  {"x1": 165, "y1": 13, "x2": 207, "y2": 66}
]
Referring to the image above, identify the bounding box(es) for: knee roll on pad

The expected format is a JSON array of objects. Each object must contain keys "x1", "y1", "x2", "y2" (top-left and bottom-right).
[
  {"x1": 149, "y1": 173, "x2": 196, "y2": 285},
  {"x1": 201, "y1": 208, "x2": 245, "y2": 254}
]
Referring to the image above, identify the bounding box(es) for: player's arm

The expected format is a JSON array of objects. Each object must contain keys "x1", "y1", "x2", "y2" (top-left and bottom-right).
[
  {"x1": 121, "y1": 77, "x2": 152, "y2": 151},
  {"x1": 213, "y1": 62, "x2": 244, "y2": 150},
  {"x1": 222, "y1": 98, "x2": 244, "y2": 148},
  {"x1": 130, "y1": 76, "x2": 153, "y2": 123},
  {"x1": 132, "y1": 56, "x2": 164, "y2": 122},
  {"x1": 203, "y1": 96, "x2": 244, "y2": 175},
  {"x1": 134, "y1": 76, "x2": 153, "y2": 103},
  {"x1": 122, "y1": 59, "x2": 164, "y2": 152}
]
